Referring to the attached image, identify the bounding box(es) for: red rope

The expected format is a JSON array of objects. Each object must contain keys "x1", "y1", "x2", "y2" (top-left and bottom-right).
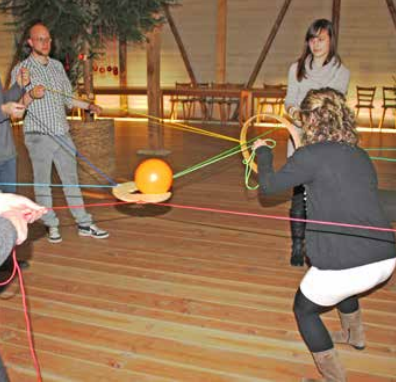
[
  {"x1": 3, "y1": 197, "x2": 394, "y2": 382},
  {"x1": 1, "y1": 250, "x2": 42, "y2": 382},
  {"x1": 52, "y1": 200, "x2": 396, "y2": 234}
]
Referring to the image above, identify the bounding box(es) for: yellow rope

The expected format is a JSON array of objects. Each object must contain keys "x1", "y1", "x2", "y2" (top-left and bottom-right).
[
  {"x1": 45, "y1": 87, "x2": 240, "y2": 143},
  {"x1": 132, "y1": 111, "x2": 240, "y2": 143}
]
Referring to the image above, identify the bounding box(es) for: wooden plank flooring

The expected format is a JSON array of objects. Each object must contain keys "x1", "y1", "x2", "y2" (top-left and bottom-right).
[{"x1": 1, "y1": 121, "x2": 395, "y2": 381}]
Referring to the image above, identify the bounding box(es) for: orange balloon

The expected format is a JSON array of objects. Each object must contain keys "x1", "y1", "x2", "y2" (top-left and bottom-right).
[{"x1": 134, "y1": 158, "x2": 173, "y2": 194}]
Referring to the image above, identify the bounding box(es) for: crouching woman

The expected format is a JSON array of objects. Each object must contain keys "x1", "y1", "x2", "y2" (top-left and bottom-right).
[{"x1": 253, "y1": 87, "x2": 396, "y2": 381}]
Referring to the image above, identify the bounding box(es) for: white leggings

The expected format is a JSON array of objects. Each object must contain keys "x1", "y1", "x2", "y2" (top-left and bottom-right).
[{"x1": 300, "y1": 258, "x2": 396, "y2": 306}]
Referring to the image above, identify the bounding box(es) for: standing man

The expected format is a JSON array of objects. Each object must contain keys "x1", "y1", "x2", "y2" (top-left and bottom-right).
[{"x1": 12, "y1": 22, "x2": 109, "y2": 244}]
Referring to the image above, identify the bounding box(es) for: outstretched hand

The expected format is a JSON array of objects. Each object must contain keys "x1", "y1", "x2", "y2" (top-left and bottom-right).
[
  {"x1": 0, "y1": 193, "x2": 47, "y2": 244},
  {"x1": 88, "y1": 103, "x2": 103, "y2": 115}
]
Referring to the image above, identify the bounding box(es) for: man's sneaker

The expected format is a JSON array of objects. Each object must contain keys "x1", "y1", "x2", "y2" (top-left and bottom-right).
[
  {"x1": 78, "y1": 224, "x2": 109, "y2": 239},
  {"x1": 47, "y1": 227, "x2": 62, "y2": 244}
]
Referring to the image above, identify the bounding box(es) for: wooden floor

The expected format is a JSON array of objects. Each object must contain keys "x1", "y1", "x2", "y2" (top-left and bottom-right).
[{"x1": 1, "y1": 120, "x2": 396, "y2": 381}]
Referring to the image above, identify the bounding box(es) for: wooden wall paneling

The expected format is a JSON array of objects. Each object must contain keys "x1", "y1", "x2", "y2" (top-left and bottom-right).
[
  {"x1": 341, "y1": 0, "x2": 396, "y2": 121},
  {"x1": 246, "y1": 0, "x2": 293, "y2": 89}
]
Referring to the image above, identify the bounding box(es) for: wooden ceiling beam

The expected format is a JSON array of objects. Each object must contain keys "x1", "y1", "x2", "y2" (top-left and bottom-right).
[
  {"x1": 216, "y1": 0, "x2": 227, "y2": 83},
  {"x1": 163, "y1": 5, "x2": 198, "y2": 86},
  {"x1": 332, "y1": 0, "x2": 341, "y2": 48},
  {"x1": 385, "y1": 0, "x2": 396, "y2": 30}
]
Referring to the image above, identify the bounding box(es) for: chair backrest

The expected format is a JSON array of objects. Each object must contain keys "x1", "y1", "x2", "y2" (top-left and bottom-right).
[
  {"x1": 175, "y1": 82, "x2": 192, "y2": 90},
  {"x1": 356, "y1": 86, "x2": 376, "y2": 107},
  {"x1": 195, "y1": 82, "x2": 209, "y2": 89},
  {"x1": 263, "y1": 83, "x2": 287, "y2": 91},
  {"x1": 262, "y1": 83, "x2": 287, "y2": 104},
  {"x1": 382, "y1": 86, "x2": 396, "y2": 108},
  {"x1": 225, "y1": 82, "x2": 245, "y2": 90},
  {"x1": 211, "y1": 82, "x2": 228, "y2": 89}
]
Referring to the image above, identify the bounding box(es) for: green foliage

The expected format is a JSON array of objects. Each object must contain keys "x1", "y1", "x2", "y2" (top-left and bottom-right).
[{"x1": 0, "y1": 0, "x2": 177, "y2": 86}]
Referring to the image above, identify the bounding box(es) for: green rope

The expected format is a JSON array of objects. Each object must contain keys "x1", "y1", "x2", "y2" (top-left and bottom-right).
[
  {"x1": 365, "y1": 148, "x2": 396, "y2": 151},
  {"x1": 173, "y1": 127, "x2": 280, "y2": 182},
  {"x1": 369, "y1": 156, "x2": 396, "y2": 162},
  {"x1": 243, "y1": 139, "x2": 276, "y2": 190},
  {"x1": 365, "y1": 147, "x2": 396, "y2": 162}
]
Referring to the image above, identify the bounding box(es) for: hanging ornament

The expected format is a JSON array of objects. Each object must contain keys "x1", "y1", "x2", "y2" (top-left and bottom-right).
[
  {"x1": 98, "y1": 26, "x2": 106, "y2": 74},
  {"x1": 93, "y1": 62, "x2": 99, "y2": 71},
  {"x1": 64, "y1": 53, "x2": 70, "y2": 72},
  {"x1": 78, "y1": 53, "x2": 85, "y2": 61},
  {"x1": 112, "y1": 35, "x2": 119, "y2": 76}
]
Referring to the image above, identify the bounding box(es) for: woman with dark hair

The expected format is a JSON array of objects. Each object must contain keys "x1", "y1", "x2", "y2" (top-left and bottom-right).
[
  {"x1": 285, "y1": 19, "x2": 350, "y2": 267},
  {"x1": 253, "y1": 88, "x2": 396, "y2": 381}
]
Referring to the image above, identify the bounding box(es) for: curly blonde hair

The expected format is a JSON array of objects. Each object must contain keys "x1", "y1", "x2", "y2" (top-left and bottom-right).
[{"x1": 300, "y1": 87, "x2": 358, "y2": 146}]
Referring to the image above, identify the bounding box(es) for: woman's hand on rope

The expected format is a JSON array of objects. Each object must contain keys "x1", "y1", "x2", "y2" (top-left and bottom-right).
[
  {"x1": 252, "y1": 139, "x2": 271, "y2": 151},
  {"x1": 16, "y1": 68, "x2": 30, "y2": 88},
  {"x1": 1, "y1": 102, "x2": 26, "y2": 119}
]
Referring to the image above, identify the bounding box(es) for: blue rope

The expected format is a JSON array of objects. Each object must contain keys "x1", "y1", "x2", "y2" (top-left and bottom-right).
[{"x1": 27, "y1": 111, "x2": 118, "y2": 186}]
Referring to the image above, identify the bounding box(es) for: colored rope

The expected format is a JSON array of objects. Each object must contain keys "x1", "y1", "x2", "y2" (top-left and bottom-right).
[
  {"x1": 133, "y1": 110, "x2": 240, "y2": 143},
  {"x1": 365, "y1": 148, "x2": 396, "y2": 151},
  {"x1": 0, "y1": 183, "x2": 114, "y2": 188},
  {"x1": 369, "y1": 156, "x2": 396, "y2": 162},
  {"x1": 173, "y1": 128, "x2": 279, "y2": 179},
  {"x1": 26, "y1": 110, "x2": 117, "y2": 186},
  {"x1": 49, "y1": 199, "x2": 396, "y2": 234},
  {"x1": 0, "y1": 251, "x2": 42, "y2": 382},
  {"x1": 243, "y1": 140, "x2": 276, "y2": 191},
  {"x1": 45, "y1": 87, "x2": 240, "y2": 143}
]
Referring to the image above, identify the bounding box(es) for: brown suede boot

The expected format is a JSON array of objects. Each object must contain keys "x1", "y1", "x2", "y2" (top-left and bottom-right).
[
  {"x1": 302, "y1": 348, "x2": 347, "y2": 382},
  {"x1": 331, "y1": 309, "x2": 365, "y2": 350}
]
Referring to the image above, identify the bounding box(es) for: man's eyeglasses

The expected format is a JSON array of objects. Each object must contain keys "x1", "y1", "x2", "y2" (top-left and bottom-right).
[{"x1": 32, "y1": 37, "x2": 52, "y2": 44}]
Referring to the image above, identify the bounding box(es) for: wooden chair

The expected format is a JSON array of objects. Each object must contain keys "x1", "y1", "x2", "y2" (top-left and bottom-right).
[
  {"x1": 355, "y1": 86, "x2": 376, "y2": 128},
  {"x1": 256, "y1": 84, "x2": 287, "y2": 122},
  {"x1": 207, "y1": 82, "x2": 229, "y2": 123},
  {"x1": 379, "y1": 86, "x2": 396, "y2": 129},
  {"x1": 207, "y1": 83, "x2": 244, "y2": 123},
  {"x1": 224, "y1": 83, "x2": 245, "y2": 122},
  {"x1": 188, "y1": 82, "x2": 210, "y2": 120},
  {"x1": 169, "y1": 82, "x2": 192, "y2": 121}
]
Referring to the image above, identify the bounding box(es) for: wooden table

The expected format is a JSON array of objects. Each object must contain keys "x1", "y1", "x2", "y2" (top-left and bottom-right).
[
  {"x1": 85, "y1": 86, "x2": 148, "y2": 96},
  {"x1": 85, "y1": 86, "x2": 287, "y2": 124}
]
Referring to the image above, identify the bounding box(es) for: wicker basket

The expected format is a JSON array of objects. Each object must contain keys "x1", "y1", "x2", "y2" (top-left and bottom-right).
[{"x1": 69, "y1": 119, "x2": 116, "y2": 186}]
